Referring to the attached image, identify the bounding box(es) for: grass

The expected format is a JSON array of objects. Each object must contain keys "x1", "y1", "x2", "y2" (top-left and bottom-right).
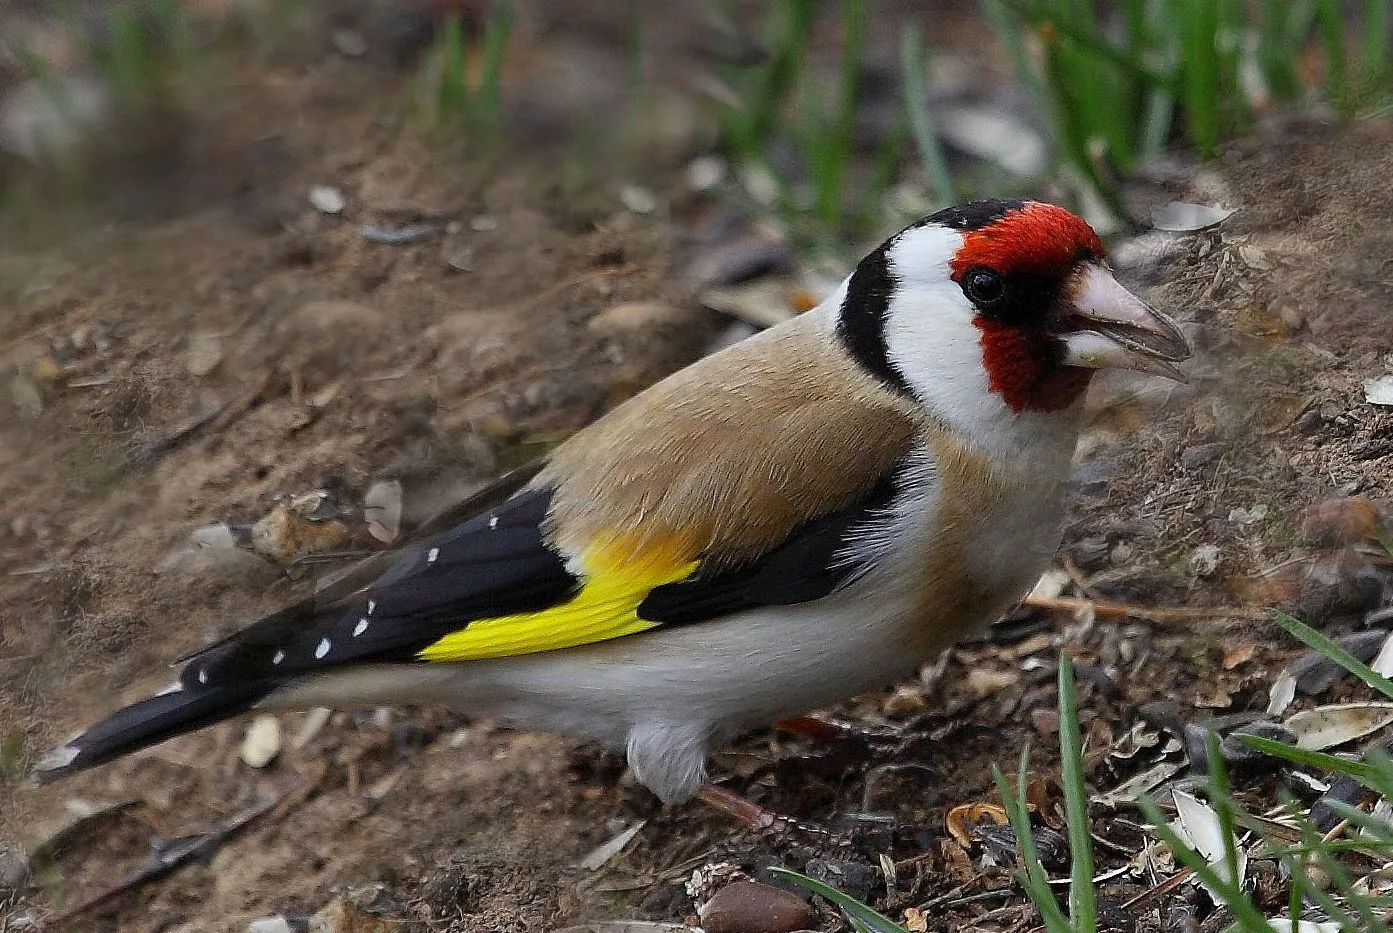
[
  {"x1": 776, "y1": 619, "x2": 1393, "y2": 933},
  {"x1": 712, "y1": 0, "x2": 954, "y2": 253},
  {"x1": 980, "y1": 0, "x2": 1393, "y2": 223},
  {"x1": 424, "y1": 2, "x2": 514, "y2": 142}
]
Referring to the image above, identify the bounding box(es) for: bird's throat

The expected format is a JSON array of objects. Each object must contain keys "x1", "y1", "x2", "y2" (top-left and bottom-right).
[{"x1": 976, "y1": 321, "x2": 1093, "y2": 413}]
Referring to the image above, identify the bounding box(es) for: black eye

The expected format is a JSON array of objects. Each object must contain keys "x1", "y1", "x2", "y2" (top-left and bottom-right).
[{"x1": 963, "y1": 267, "x2": 1006, "y2": 307}]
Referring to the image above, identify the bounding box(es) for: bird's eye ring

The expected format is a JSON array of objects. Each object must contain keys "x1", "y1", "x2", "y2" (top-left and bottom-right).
[{"x1": 963, "y1": 267, "x2": 1006, "y2": 307}]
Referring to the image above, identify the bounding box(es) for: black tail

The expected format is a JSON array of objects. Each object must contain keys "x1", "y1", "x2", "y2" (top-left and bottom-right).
[{"x1": 32, "y1": 680, "x2": 274, "y2": 781}]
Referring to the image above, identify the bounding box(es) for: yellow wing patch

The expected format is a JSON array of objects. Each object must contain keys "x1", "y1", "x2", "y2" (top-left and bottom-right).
[{"x1": 417, "y1": 533, "x2": 699, "y2": 663}]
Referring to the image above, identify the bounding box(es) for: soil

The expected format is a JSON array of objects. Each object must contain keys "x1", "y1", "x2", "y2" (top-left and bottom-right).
[{"x1": 3, "y1": 8, "x2": 1393, "y2": 933}]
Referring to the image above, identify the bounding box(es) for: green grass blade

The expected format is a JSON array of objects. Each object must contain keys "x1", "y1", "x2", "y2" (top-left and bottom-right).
[
  {"x1": 1238, "y1": 735, "x2": 1388, "y2": 787},
  {"x1": 815, "y1": 0, "x2": 867, "y2": 232},
  {"x1": 1201, "y1": 731, "x2": 1246, "y2": 903},
  {"x1": 1360, "y1": 0, "x2": 1392, "y2": 86},
  {"x1": 437, "y1": 15, "x2": 468, "y2": 119},
  {"x1": 1173, "y1": 0, "x2": 1222, "y2": 156},
  {"x1": 899, "y1": 25, "x2": 955, "y2": 206},
  {"x1": 993, "y1": 752, "x2": 1072, "y2": 933},
  {"x1": 477, "y1": 0, "x2": 514, "y2": 136},
  {"x1": 766, "y1": 867, "x2": 906, "y2": 933},
  {"x1": 1056, "y1": 656, "x2": 1096, "y2": 933},
  {"x1": 1137, "y1": 797, "x2": 1272, "y2": 933},
  {"x1": 1314, "y1": 0, "x2": 1350, "y2": 110},
  {"x1": 1270, "y1": 610, "x2": 1393, "y2": 700}
]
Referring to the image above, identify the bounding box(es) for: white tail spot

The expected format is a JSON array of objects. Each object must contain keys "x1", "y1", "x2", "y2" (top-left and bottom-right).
[
  {"x1": 353, "y1": 618, "x2": 369, "y2": 637},
  {"x1": 367, "y1": 599, "x2": 377, "y2": 615},
  {"x1": 488, "y1": 515, "x2": 499, "y2": 529},
  {"x1": 427, "y1": 547, "x2": 440, "y2": 564},
  {"x1": 197, "y1": 668, "x2": 209, "y2": 685},
  {"x1": 315, "y1": 637, "x2": 331, "y2": 659},
  {"x1": 272, "y1": 649, "x2": 285, "y2": 665}
]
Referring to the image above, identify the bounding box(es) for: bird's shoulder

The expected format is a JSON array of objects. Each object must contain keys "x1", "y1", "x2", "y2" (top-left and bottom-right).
[{"x1": 538, "y1": 311, "x2": 928, "y2": 570}]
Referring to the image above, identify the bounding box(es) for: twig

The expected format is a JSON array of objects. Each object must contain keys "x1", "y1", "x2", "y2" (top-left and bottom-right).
[
  {"x1": 1022, "y1": 595, "x2": 1268, "y2": 623},
  {"x1": 42, "y1": 785, "x2": 297, "y2": 926},
  {"x1": 1120, "y1": 867, "x2": 1194, "y2": 910}
]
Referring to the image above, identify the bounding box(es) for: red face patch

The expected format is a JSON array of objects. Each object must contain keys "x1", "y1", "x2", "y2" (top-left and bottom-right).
[
  {"x1": 951, "y1": 202, "x2": 1103, "y2": 414},
  {"x1": 948, "y1": 201, "x2": 1104, "y2": 281}
]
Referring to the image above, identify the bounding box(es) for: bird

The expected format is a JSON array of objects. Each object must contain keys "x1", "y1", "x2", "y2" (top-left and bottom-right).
[{"x1": 34, "y1": 198, "x2": 1190, "y2": 817}]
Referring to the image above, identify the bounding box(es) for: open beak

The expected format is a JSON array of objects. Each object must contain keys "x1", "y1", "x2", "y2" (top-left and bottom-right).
[{"x1": 1059, "y1": 264, "x2": 1191, "y2": 381}]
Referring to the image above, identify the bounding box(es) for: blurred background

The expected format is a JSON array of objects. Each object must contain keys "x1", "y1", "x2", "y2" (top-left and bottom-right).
[{"x1": 2, "y1": 3, "x2": 1393, "y2": 932}]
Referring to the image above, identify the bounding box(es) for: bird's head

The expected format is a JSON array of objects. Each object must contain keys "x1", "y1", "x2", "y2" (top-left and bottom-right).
[{"x1": 836, "y1": 199, "x2": 1190, "y2": 439}]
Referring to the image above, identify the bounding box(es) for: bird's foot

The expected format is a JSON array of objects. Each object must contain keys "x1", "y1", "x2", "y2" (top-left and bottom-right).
[{"x1": 695, "y1": 781, "x2": 831, "y2": 839}]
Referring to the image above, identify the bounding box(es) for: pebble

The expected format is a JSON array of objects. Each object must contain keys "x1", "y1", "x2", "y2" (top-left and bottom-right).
[
  {"x1": 1180, "y1": 442, "x2": 1226, "y2": 471},
  {"x1": 1291, "y1": 630, "x2": 1389, "y2": 694},
  {"x1": 331, "y1": 29, "x2": 369, "y2": 58},
  {"x1": 1189, "y1": 544, "x2": 1222, "y2": 577},
  {"x1": 1218, "y1": 720, "x2": 1298, "y2": 767},
  {"x1": 308, "y1": 186, "x2": 346, "y2": 215},
  {"x1": 240, "y1": 714, "x2": 282, "y2": 769},
  {"x1": 184, "y1": 333, "x2": 224, "y2": 377},
  {"x1": 803, "y1": 858, "x2": 878, "y2": 902},
  {"x1": 1299, "y1": 496, "x2": 1381, "y2": 547},
  {"x1": 698, "y1": 881, "x2": 815, "y2": 933},
  {"x1": 619, "y1": 184, "x2": 658, "y2": 215},
  {"x1": 248, "y1": 918, "x2": 294, "y2": 933}
]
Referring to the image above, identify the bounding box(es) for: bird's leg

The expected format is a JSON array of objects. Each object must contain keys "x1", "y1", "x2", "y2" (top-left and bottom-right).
[
  {"x1": 773, "y1": 715, "x2": 853, "y2": 743},
  {"x1": 695, "y1": 781, "x2": 832, "y2": 838}
]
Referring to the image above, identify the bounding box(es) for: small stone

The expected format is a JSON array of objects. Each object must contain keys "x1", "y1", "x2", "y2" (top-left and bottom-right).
[
  {"x1": 1189, "y1": 544, "x2": 1222, "y2": 577},
  {"x1": 309, "y1": 900, "x2": 392, "y2": 933},
  {"x1": 1180, "y1": 442, "x2": 1225, "y2": 471},
  {"x1": 619, "y1": 184, "x2": 657, "y2": 215},
  {"x1": 1228, "y1": 503, "x2": 1269, "y2": 525},
  {"x1": 1237, "y1": 243, "x2": 1272, "y2": 270},
  {"x1": 1300, "y1": 497, "x2": 1381, "y2": 547},
  {"x1": 0, "y1": 847, "x2": 32, "y2": 895},
  {"x1": 1291, "y1": 630, "x2": 1390, "y2": 694},
  {"x1": 803, "y1": 858, "x2": 879, "y2": 902},
  {"x1": 882, "y1": 685, "x2": 926, "y2": 718},
  {"x1": 1270, "y1": 297, "x2": 1305, "y2": 331},
  {"x1": 698, "y1": 881, "x2": 814, "y2": 933},
  {"x1": 1220, "y1": 720, "x2": 1297, "y2": 767},
  {"x1": 184, "y1": 333, "x2": 224, "y2": 377},
  {"x1": 240, "y1": 714, "x2": 282, "y2": 769},
  {"x1": 248, "y1": 918, "x2": 293, "y2": 933},
  {"x1": 685, "y1": 155, "x2": 726, "y2": 191},
  {"x1": 587, "y1": 301, "x2": 689, "y2": 338},
  {"x1": 1031, "y1": 707, "x2": 1061, "y2": 736},
  {"x1": 469, "y1": 215, "x2": 498, "y2": 232},
  {"x1": 331, "y1": 29, "x2": 368, "y2": 58},
  {"x1": 308, "y1": 185, "x2": 346, "y2": 215}
]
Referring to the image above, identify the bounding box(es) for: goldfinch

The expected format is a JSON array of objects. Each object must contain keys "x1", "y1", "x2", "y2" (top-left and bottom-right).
[{"x1": 35, "y1": 199, "x2": 1189, "y2": 808}]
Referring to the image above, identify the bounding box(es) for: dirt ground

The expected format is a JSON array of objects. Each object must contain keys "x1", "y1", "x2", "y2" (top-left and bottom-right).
[{"x1": 3, "y1": 7, "x2": 1393, "y2": 933}]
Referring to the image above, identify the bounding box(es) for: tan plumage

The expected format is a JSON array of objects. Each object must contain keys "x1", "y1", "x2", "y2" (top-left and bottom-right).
[{"x1": 538, "y1": 310, "x2": 925, "y2": 568}]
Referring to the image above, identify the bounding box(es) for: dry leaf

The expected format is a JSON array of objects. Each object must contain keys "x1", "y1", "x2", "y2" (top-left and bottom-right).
[
  {"x1": 946, "y1": 802, "x2": 1008, "y2": 847},
  {"x1": 1284, "y1": 703, "x2": 1393, "y2": 751},
  {"x1": 1222, "y1": 642, "x2": 1257, "y2": 670},
  {"x1": 1299, "y1": 497, "x2": 1383, "y2": 547}
]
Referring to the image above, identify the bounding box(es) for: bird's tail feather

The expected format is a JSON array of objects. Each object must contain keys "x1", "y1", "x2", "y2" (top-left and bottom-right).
[{"x1": 32, "y1": 680, "x2": 274, "y2": 781}]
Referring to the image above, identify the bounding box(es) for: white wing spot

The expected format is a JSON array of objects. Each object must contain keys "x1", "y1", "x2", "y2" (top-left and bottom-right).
[
  {"x1": 367, "y1": 599, "x2": 377, "y2": 615},
  {"x1": 427, "y1": 547, "x2": 440, "y2": 564},
  {"x1": 197, "y1": 668, "x2": 209, "y2": 685},
  {"x1": 272, "y1": 649, "x2": 285, "y2": 665},
  {"x1": 315, "y1": 637, "x2": 331, "y2": 659},
  {"x1": 155, "y1": 681, "x2": 183, "y2": 696},
  {"x1": 353, "y1": 618, "x2": 369, "y2": 637},
  {"x1": 488, "y1": 515, "x2": 499, "y2": 529}
]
